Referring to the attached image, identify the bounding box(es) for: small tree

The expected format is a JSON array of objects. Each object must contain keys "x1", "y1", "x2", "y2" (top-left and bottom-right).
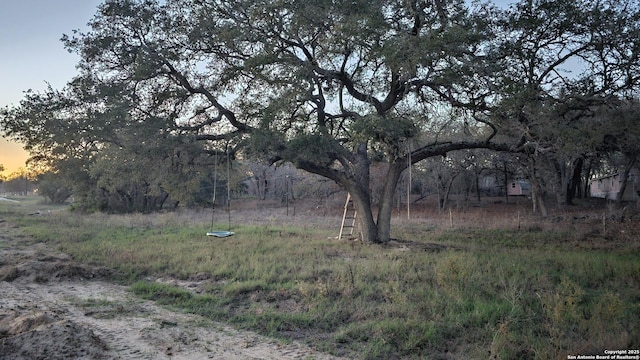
[{"x1": 37, "y1": 172, "x2": 72, "y2": 204}]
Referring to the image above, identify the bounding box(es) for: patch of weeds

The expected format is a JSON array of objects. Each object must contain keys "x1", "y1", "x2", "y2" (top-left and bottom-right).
[
  {"x1": 78, "y1": 297, "x2": 144, "y2": 319},
  {"x1": 131, "y1": 281, "x2": 193, "y2": 304},
  {"x1": 334, "y1": 319, "x2": 443, "y2": 359},
  {"x1": 536, "y1": 276, "x2": 638, "y2": 357},
  {"x1": 223, "y1": 279, "x2": 270, "y2": 298}
]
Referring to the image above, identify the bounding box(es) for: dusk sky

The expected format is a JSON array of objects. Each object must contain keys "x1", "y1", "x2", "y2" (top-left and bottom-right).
[{"x1": 0, "y1": 0, "x2": 102, "y2": 176}]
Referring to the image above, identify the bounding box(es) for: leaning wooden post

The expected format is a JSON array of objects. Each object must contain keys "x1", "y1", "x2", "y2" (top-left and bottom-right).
[{"x1": 407, "y1": 148, "x2": 412, "y2": 220}]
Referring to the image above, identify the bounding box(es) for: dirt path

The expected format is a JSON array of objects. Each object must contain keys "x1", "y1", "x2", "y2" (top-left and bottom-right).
[{"x1": 0, "y1": 227, "x2": 341, "y2": 359}]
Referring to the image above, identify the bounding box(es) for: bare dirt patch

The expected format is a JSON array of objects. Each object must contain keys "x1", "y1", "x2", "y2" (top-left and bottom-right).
[{"x1": 0, "y1": 221, "x2": 342, "y2": 360}]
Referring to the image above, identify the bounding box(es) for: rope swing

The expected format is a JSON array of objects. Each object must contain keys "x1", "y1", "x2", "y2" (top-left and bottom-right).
[{"x1": 207, "y1": 148, "x2": 234, "y2": 237}]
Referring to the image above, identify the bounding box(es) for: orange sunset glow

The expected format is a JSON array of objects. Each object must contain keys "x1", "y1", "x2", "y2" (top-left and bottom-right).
[{"x1": 0, "y1": 137, "x2": 29, "y2": 177}]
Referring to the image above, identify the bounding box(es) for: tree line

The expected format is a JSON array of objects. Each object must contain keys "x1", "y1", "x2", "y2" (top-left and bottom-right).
[{"x1": 1, "y1": 0, "x2": 639, "y2": 243}]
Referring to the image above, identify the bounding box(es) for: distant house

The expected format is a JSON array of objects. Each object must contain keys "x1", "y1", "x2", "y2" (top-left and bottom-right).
[
  {"x1": 590, "y1": 170, "x2": 639, "y2": 201},
  {"x1": 507, "y1": 180, "x2": 531, "y2": 196}
]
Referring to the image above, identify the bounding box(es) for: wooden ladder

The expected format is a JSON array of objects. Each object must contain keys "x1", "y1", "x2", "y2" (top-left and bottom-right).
[{"x1": 339, "y1": 193, "x2": 358, "y2": 239}]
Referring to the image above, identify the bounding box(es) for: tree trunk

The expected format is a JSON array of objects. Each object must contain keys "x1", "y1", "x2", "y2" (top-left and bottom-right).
[
  {"x1": 553, "y1": 158, "x2": 568, "y2": 207},
  {"x1": 158, "y1": 192, "x2": 169, "y2": 210},
  {"x1": 530, "y1": 177, "x2": 548, "y2": 217},
  {"x1": 567, "y1": 157, "x2": 584, "y2": 205},
  {"x1": 338, "y1": 152, "x2": 407, "y2": 244},
  {"x1": 299, "y1": 144, "x2": 384, "y2": 243},
  {"x1": 616, "y1": 154, "x2": 638, "y2": 207},
  {"x1": 347, "y1": 185, "x2": 378, "y2": 243},
  {"x1": 475, "y1": 169, "x2": 481, "y2": 203},
  {"x1": 259, "y1": 171, "x2": 268, "y2": 200},
  {"x1": 442, "y1": 173, "x2": 458, "y2": 211},
  {"x1": 502, "y1": 161, "x2": 509, "y2": 204},
  {"x1": 583, "y1": 158, "x2": 594, "y2": 198},
  {"x1": 376, "y1": 160, "x2": 405, "y2": 243},
  {"x1": 327, "y1": 142, "x2": 385, "y2": 244}
]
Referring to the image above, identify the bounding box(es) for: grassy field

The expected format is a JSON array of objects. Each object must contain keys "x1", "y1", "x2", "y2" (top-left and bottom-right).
[{"x1": 2, "y1": 195, "x2": 639, "y2": 359}]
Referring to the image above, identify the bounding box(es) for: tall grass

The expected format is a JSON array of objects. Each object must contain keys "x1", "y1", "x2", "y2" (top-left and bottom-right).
[{"x1": 6, "y1": 204, "x2": 640, "y2": 359}]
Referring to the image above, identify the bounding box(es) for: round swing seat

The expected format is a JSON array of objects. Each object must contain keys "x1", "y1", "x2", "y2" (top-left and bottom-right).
[{"x1": 206, "y1": 231, "x2": 235, "y2": 237}]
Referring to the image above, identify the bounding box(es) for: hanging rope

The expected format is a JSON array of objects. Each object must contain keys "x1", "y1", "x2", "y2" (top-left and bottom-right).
[
  {"x1": 207, "y1": 148, "x2": 234, "y2": 237},
  {"x1": 226, "y1": 147, "x2": 232, "y2": 232},
  {"x1": 210, "y1": 152, "x2": 217, "y2": 230}
]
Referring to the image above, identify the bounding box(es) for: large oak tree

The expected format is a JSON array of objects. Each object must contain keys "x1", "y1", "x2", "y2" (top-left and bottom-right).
[{"x1": 65, "y1": 0, "x2": 512, "y2": 243}]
